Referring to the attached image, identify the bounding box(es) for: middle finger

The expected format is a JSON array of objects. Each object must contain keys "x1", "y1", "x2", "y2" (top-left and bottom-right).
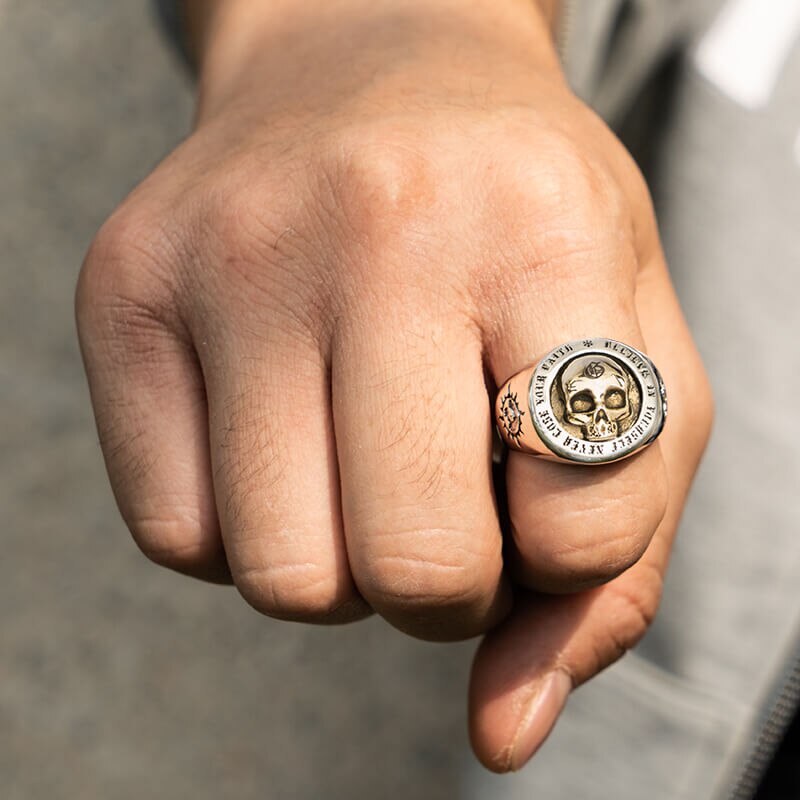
[{"x1": 332, "y1": 300, "x2": 510, "y2": 641}]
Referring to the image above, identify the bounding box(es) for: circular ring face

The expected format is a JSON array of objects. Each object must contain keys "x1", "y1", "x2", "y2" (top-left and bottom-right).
[{"x1": 528, "y1": 338, "x2": 666, "y2": 464}]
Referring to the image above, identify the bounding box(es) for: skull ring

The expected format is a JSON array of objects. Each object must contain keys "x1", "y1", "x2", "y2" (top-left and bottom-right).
[{"x1": 495, "y1": 338, "x2": 666, "y2": 464}]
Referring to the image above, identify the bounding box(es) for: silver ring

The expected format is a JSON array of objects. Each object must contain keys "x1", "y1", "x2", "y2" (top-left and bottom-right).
[{"x1": 495, "y1": 338, "x2": 667, "y2": 465}]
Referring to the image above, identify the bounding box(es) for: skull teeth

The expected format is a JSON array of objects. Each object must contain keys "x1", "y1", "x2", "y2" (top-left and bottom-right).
[{"x1": 586, "y1": 420, "x2": 618, "y2": 441}]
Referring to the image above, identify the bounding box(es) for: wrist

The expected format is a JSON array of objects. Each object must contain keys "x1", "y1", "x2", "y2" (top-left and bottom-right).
[
  {"x1": 186, "y1": 0, "x2": 564, "y2": 122},
  {"x1": 185, "y1": 0, "x2": 561, "y2": 51}
]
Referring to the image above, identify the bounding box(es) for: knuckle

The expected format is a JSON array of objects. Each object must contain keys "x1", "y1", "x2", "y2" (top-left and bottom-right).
[
  {"x1": 324, "y1": 131, "x2": 438, "y2": 241},
  {"x1": 233, "y1": 560, "x2": 351, "y2": 622},
  {"x1": 482, "y1": 129, "x2": 634, "y2": 298},
  {"x1": 543, "y1": 152, "x2": 606, "y2": 219},
  {"x1": 130, "y1": 508, "x2": 219, "y2": 572},
  {"x1": 81, "y1": 207, "x2": 169, "y2": 296},
  {"x1": 76, "y1": 206, "x2": 178, "y2": 342},
  {"x1": 518, "y1": 476, "x2": 668, "y2": 590},
  {"x1": 544, "y1": 525, "x2": 650, "y2": 589},
  {"x1": 362, "y1": 532, "x2": 489, "y2": 613},
  {"x1": 511, "y1": 130, "x2": 621, "y2": 228}
]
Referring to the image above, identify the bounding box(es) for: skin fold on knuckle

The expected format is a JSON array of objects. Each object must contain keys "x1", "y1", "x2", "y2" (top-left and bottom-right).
[
  {"x1": 523, "y1": 528, "x2": 649, "y2": 592},
  {"x1": 355, "y1": 526, "x2": 501, "y2": 637},
  {"x1": 512, "y1": 469, "x2": 667, "y2": 591},
  {"x1": 232, "y1": 559, "x2": 357, "y2": 622},
  {"x1": 128, "y1": 506, "x2": 219, "y2": 572},
  {"x1": 365, "y1": 551, "x2": 480, "y2": 608},
  {"x1": 216, "y1": 483, "x2": 335, "y2": 618}
]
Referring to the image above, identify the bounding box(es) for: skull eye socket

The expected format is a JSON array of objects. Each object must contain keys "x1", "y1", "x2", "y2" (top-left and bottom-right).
[
  {"x1": 605, "y1": 389, "x2": 626, "y2": 409},
  {"x1": 570, "y1": 392, "x2": 595, "y2": 414}
]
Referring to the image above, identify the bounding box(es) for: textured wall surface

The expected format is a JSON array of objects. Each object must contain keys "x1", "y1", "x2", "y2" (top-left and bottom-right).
[{"x1": 0, "y1": 4, "x2": 471, "y2": 798}]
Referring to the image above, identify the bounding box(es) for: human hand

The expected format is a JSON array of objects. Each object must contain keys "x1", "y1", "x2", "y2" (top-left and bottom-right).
[{"x1": 76, "y1": 0, "x2": 712, "y2": 766}]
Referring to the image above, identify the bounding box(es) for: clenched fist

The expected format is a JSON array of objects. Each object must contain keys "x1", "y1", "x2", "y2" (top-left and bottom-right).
[{"x1": 76, "y1": 0, "x2": 712, "y2": 770}]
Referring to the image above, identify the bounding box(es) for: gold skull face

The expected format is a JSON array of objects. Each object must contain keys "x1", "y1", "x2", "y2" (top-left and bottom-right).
[{"x1": 560, "y1": 356, "x2": 633, "y2": 441}]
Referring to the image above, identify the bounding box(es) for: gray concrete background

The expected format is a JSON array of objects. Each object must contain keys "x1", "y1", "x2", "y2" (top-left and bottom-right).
[{"x1": 0, "y1": 3, "x2": 471, "y2": 797}]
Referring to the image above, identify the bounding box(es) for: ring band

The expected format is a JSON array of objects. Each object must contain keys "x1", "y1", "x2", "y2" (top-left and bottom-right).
[{"x1": 495, "y1": 338, "x2": 667, "y2": 465}]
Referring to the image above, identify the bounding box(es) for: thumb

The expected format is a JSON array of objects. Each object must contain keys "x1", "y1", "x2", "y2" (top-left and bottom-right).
[{"x1": 467, "y1": 566, "x2": 663, "y2": 773}]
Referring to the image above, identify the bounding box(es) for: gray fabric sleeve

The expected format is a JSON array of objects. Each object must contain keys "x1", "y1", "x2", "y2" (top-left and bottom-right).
[
  {"x1": 560, "y1": 0, "x2": 696, "y2": 124},
  {"x1": 153, "y1": 0, "x2": 193, "y2": 71}
]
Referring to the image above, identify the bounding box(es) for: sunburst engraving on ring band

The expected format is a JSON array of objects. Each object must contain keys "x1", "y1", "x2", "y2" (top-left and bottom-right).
[{"x1": 499, "y1": 387, "x2": 525, "y2": 445}]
